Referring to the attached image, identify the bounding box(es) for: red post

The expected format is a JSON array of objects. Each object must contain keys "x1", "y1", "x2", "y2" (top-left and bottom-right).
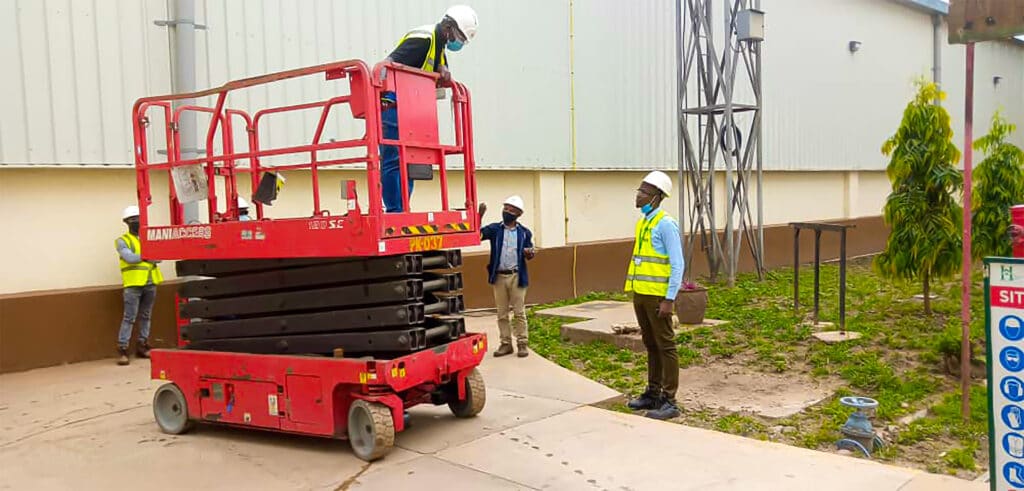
[
  {"x1": 960, "y1": 42, "x2": 975, "y2": 422},
  {"x1": 1012, "y1": 204, "x2": 1024, "y2": 258}
]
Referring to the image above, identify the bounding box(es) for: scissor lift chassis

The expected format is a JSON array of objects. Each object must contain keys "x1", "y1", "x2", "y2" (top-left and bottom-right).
[{"x1": 150, "y1": 332, "x2": 486, "y2": 462}]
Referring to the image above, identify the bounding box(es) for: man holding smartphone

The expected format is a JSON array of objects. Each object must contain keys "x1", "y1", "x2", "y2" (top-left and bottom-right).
[{"x1": 478, "y1": 195, "x2": 536, "y2": 358}]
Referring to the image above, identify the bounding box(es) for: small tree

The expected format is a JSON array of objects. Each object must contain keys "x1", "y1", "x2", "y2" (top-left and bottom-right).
[
  {"x1": 972, "y1": 112, "x2": 1024, "y2": 259},
  {"x1": 875, "y1": 81, "x2": 963, "y2": 315}
]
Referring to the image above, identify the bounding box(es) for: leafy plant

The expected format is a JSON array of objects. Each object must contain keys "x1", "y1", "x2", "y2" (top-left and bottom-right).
[
  {"x1": 875, "y1": 81, "x2": 963, "y2": 315},
  {"x1": 971, "y1": 111, "x2": 1024, "y2": 259}
]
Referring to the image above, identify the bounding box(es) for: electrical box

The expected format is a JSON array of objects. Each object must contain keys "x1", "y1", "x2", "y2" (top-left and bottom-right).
[{"x1": 736, "y1": 9, "x2": 765, "y2": 42}]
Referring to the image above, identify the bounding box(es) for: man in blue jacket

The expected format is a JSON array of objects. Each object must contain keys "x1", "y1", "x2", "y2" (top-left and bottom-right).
[{"x1": 478, "y1": 196, "x2": 536, "y2": 358}]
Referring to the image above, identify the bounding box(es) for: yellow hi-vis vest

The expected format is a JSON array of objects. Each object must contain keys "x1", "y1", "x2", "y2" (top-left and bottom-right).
[
  {"x1": 118, "y1": 233, "x2": 164, "y2": 288},
  {"x1": 398, "y1": 25, "x2": 447, "y2": 73},
  {"x1": 624, "y1": 210, "x2": 672, "y2": 297}
]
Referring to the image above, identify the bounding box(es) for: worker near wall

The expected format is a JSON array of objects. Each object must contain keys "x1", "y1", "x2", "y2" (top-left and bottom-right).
[
  {"x1": 624, "y1": 171, "x2": 685, "y2": 420},
  {"x1": 238, "y1": 197, "x2": 252, "y2": 221},
  {"x1": 478, "y1": 196, "x2": 536, "y2": 358},
  {"x1": 115, "y1": 206, "x2": 164, "y2": 366},
  {"x1": 379, "y1": 5, "x2": 478, "y2": 213}
]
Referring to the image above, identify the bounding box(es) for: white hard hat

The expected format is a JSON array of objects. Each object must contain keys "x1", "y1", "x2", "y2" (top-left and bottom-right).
[
  {"x1": 444, "y1": 5, "x2": 478, "y2": 42},
  {"x1": 237, "y1": 196, "x2": 249, "y2": 209},
  {"x1": 122, "y1": 205, "x2": 140, "y2": 220},
  {"x1": 641, "y1": 171, "x2": 672, "y2": 198},
  {"x1": 503, "y1": 195, "x2": 525, "y2": 212}
]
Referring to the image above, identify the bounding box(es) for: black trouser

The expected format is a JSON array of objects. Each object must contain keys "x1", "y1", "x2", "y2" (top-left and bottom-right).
[{"x1": 632, "y1": 293, "x2": 679, "y2": 401}]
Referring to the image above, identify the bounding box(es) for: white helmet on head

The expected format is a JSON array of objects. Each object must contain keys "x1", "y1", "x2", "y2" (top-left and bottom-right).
[
  {"x1": 237, "y1": 196, "x2": 249, "y2": 209},
  {"x1": 641, "y1": 171, "x2": 672, "y2": 198},
  {"x1": 503, "y1": 195, "x2": 525, "y2": 212},
  {"x1": 444, "y1": 5, "x2": 478, "y2": 42},
  {"x1": 122, "y1": 205, "x2": 140, "y2": 220}
]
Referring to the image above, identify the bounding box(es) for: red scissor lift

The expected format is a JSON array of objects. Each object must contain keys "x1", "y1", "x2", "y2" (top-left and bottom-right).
[{"x1": 134, "y1": 60, "x2": 486, "y2": 461}]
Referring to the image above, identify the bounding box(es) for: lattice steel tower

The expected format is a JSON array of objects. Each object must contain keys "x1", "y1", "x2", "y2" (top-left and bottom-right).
[{"x1": 675, "y1": 0, "x2": 765, "y2": 285}]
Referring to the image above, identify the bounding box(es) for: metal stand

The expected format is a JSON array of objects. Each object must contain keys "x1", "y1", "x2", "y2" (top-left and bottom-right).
[{"x1": 790, "y1": 222, "x2": 855, "y2": 332}]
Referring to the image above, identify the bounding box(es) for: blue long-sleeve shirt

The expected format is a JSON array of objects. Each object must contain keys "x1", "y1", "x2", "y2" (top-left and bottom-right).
[{"x1": 645, "y1": 208, "x2": 685, "y2": 300}]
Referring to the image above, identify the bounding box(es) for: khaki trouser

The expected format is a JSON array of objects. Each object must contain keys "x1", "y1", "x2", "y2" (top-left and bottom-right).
[
  {"x1": 633, "y1": 293, "x2": 679, "y2": 401},
  {"x1": 493, "y1": 272, "x2": 528, "y2": 345}
]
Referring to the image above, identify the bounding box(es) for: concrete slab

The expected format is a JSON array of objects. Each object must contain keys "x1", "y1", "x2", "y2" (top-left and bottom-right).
[
  {"x1": 898, "y1": 472, "x2": 988, "y2": 490},
  {"x1": 0, "y1": 382, "x2": 387, "y2": 491},
  {"x1": 677, "y1": 365, "x2": 839, "y2": 418},
  {"x1": 813, "y1": 331, "x2": 863, "y2": 344},
  {"x1": 397, "y1": 388, "x2": 576, "y2": 454},
  {"x1": 438, "y1": 405, "x2": 940, "y2": 491},
  {"x1": 465, "y1": 315, "x2": 620, "y2": 405},
  {"x1": 353, "y1": 455, "x2": 531, "y2": 490},
  {"x1": 539, "y1": 300, "x2": 725, "y2": 353},
  {"x1": 536, "y1": 300, "x2": 637, "y2": 321}
]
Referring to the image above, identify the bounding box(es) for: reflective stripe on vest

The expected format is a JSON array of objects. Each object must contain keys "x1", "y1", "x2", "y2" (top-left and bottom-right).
[
  {"x1": 117, "y1": 233, "x2": 164, "y2": 288},
  {"x1": 624, "y1": 210, "x2": 672, "y2": 297},
  {"x1": 397, "y1": 25, "x2": 446, "y2": 73}
]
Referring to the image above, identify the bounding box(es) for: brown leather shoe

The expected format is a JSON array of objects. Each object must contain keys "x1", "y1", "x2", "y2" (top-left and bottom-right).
[
  {"x1": 493, "y1": 343, "x2": 514, "y2": 357},
  {"x1": 117, "y1": 347, "x2": 130, "y2": 366},
  {"x1": 517, "y1": 342, "x2": 529, "y2": 358},
  {"x1": 136, "y1": 340, "x2": 151, "y2": 359}
]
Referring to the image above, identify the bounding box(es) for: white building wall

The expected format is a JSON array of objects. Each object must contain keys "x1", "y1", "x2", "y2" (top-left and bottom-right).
[{"x1": 1, "y1": 0, "x2": 1022, "y2": 169}]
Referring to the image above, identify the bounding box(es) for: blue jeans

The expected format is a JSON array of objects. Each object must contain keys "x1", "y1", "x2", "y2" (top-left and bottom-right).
[
  {"x1": 119, "y1": 285, "x2": 157, "y2": 348},
  {"x1": 380, "y1": 93, "x2": 414, "y2": 213}
]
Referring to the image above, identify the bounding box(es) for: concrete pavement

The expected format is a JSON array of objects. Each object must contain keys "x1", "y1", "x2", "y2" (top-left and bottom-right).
[{"x1": 0, "y1": 315, "x2": 984, "y2": 490}]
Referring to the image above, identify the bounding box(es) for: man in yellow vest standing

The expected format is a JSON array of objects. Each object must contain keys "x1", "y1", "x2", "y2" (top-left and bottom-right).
[
  {"x1": 115, "y1": 206, "x2": 164, "y2": 366},
  {"x1": 379, "y1": 5, "x2": 478, "y2": 212},
  {"x1": 624, "y1": 171, "x2": 685, "y2": 420}
]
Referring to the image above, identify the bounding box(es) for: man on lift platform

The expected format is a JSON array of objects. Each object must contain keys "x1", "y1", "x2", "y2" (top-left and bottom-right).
[{"x1": 379, "y1": 5, "x2": 479, "y2": 213}]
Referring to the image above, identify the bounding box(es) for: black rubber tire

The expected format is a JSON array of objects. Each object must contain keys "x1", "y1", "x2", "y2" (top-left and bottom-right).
[
  {"x1": 448, "y1": 368, "x2": 486, "y2": 418},
  {"x1": 153, "y1": 383, "x2": 194, "y2": 435},
  {"x1": 347, "y1": 400, "x2": 395, "y2": 462}
]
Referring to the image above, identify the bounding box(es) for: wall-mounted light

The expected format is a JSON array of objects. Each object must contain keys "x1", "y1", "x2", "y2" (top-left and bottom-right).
[
  {"x1": 848, "y1": 41, "x2": 862, "y2": 53},
  {"x1": 994, "y1": 76, "x2": 1003, "y2": 86}
]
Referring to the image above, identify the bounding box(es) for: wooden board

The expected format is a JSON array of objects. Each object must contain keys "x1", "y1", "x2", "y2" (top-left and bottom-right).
[{"x1": 948, "y1": 0, "x2": 1024, "y2": 44}]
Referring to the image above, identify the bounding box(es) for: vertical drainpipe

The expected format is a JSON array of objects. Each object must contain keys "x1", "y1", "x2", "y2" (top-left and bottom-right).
[
  {"x1": 932, "y1": 13, "x2": 942, "y2": 105},
  {"x1": 566, "y1": 0, "x2": 578, "y2": 295},
  {"x1": 172, "y1": 0, "x2": 199, "y2": 224}
]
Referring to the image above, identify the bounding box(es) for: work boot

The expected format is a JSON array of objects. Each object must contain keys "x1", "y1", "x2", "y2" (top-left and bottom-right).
[
  {"x1": 136, "y1": 339, "x2": 152, "y2": 359},
  {"x1": 517, "y1": 342, "x2": 529, "y2": 358},
  {"x1": 493, "y1": 343, "x2": 514, "y2": 357},
  {"x1": 645, "y1": 397, "x2": 682, "y2": 421},
  {"x1": 117, "y1": 347, "x2": 130, "y2": 366},
  {"x1": 626, "y1": 390, "x2": 660, "y2": 411}
]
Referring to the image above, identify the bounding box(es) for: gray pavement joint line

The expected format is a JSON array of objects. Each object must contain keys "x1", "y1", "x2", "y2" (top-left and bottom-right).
[
  {"x1": 486, "y1": 386, "x2": 607, "y2": 407},
  {"x1": 395, "y1": 404, "x2": 584, "y2": 455},
  {"x1": 332, "y1": 462, "x2": 371, "y2": 491},
  {"x1": 893, "y1": 473, "x2": 927, "y2": 491},
  {"x1": 0, "y1": 403, "x2": 148, "y2": 448}
]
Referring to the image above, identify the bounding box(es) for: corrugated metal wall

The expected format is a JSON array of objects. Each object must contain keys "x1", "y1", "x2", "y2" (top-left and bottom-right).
[
  {"x1": 1, "y1": 0, "x2": 1022, "y2": 170},
  {"x1": 572, "y1": 0, "x2": 677, "y2": 169},
  {"x1": 0, "y1": 0, "x2": 172, "y2": 166}
]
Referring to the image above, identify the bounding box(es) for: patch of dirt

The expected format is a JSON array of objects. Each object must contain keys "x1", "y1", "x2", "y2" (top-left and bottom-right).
[{"x1": 676, "y1": 365, "x2": 840, "y2": 418}]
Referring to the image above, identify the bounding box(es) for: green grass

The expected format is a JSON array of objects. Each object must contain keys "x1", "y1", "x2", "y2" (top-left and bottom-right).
[{"x1": 527, "y1": 258, "x2": 993, "y2": 477}]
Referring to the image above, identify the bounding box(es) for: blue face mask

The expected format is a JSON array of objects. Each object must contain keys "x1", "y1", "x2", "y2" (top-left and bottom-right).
[
  {"x1": 446, "y1": 39, "x2": 464, "y2": 52},
  {"x1": 641, "y1": 203, "x2": 654, "y2": 215}
]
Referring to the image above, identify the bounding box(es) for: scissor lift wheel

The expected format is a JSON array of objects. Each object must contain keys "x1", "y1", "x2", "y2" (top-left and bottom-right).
[
  {"x1": 153, "y1": 383, "x2": 193, "y2": 435},
  {"x1": 448, "y1": 368, "x2": 486, "y2": 418},
  {"x1": 348, "y1": 400, "x2": 395, "y2": 461}
]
